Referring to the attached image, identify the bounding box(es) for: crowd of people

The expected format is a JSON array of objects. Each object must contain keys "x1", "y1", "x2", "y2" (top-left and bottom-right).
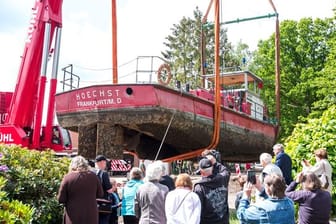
[{"x1": 57, "y1": 144, "x2": 333, "y2": 224}]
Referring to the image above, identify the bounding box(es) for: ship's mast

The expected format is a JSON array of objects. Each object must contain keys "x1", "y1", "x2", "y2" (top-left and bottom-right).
[{"x1": 112, "y1": 0, "x2": 118, "y2": 84}]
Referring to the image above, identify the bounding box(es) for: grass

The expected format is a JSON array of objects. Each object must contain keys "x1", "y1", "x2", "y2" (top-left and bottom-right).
[{"x1": 230, "y1": 209, "x2": 240, "y2": 224}]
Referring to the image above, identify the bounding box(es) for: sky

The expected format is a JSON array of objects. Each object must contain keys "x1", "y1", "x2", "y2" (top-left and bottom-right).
[{"x1": 0, "y1": 0, "x2": 335, "y2": 92}]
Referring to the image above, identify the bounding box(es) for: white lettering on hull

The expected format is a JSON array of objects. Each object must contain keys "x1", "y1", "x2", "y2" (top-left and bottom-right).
[
  {"x1": 76, "y1": 98, "x2": 122, "y2": 107},
  {"x1": 75, "y1": 88, "x2": 123, "y2": 108},
  {"x1": 75, "y1": 89, "x2": 120, "y2": 100}
]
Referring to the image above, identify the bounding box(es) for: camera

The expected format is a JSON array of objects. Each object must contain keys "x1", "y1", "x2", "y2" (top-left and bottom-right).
[
  {"x1": 209, "y1": 150, "x2": 221, "y2": 163},
  {"x1": 247, "y1": 170, "x2": 257, "y2": 184}
]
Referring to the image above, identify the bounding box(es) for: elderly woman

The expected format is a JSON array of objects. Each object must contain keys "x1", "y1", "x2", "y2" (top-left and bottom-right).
[
  {"x1": 237, "y1": 173, "x2": 295, "y2": 224},
  {"x1": 134, "y1": 161, "x2": 169, "y2": 224},
  {"x1": 57, "y1": 155, "x2": 103, "y2": 224},
  {"x1": 285, "y1": 171, "x2": 332, "y2": 224},
  {"x1": 165, "y1": 173, "x2": 201, "y2": 224},
  {"x1": 302, "y1": 148, "x2": 333, "y2": 193}
]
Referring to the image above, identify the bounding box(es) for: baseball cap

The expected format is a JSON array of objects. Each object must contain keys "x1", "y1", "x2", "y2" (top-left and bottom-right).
[
  {"x1": 199, "y1": 158, "x2": 213, "y2": 169},
  {"x1": 95, "y1": 155, "x2": 107, "y2": 162},
  {"x1": 195, "y1": 158, "x2": 213, "y2": 175}
]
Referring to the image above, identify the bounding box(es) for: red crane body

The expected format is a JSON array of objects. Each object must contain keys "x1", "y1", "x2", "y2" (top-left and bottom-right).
[{"x1": 0, "y1": 0, "x2": 71, "y2": 152}]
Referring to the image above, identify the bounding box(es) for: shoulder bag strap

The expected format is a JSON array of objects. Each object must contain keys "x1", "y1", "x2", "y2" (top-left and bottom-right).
[
  {"x1": 174, "y1": 191, "x2": 191, "y2": 214},
  {"x1": 322, "y1": 162, "x2": 329, "y2": 184}
]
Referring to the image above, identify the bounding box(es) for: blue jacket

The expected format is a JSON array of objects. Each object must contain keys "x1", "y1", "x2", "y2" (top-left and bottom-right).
[
  {"x1": 121, "y1": 179, "x2": 144, "y2": 216},
  {"x1": 275, "y1": 151, "x2": 293, "y2": 185},
  {"x1": 237, "y1": 196, "x2": 295, "y2": 224}
]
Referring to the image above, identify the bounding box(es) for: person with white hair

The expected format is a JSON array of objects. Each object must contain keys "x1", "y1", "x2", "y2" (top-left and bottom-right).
[
  {"x1": 134, "y1": 161, "x2": 169, "y2": 224},
  {"x1": 157, "y1": 160, "x2": 175, "y2": 191},
  {"x1": 57, "y1": 155, "x2": 104, "y2": 224},
  {"x1": 257, "y1": 153, "x2": 283, "y2": 200},
  {"x1": 259, "y1": 152, "x2": 283, "y2": 182},
  {"x1": 273, "y1": 143, "x2": 293, "y2": 185}
]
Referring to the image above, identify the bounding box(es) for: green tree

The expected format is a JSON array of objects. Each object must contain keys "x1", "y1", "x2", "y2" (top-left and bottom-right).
[
  {"x1": 251, "y1": 17, "x2": 335, "y2": 138},
  {"x1": 161, "y1": 7, "x2": 238, "y2": 89},
  {"x1": 285, "y1": 105, "x2": 336, "y2": 214}
]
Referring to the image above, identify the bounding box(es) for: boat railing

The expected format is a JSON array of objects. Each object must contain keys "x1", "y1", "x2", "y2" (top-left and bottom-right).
[{"x1": 189, "y1": 88, "x2": 266, "y2": 122}]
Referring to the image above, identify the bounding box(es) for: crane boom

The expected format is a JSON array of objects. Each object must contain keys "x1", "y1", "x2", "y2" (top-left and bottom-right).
[{"x1": 0, "y1": 0, "x2": 70, "y2": 151}]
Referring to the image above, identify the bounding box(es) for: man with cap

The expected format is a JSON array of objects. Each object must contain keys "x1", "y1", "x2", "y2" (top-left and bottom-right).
[
  {"x1": 193, "y1": 158, "x2": 230, "y2": 224},
  {"x1": 95, "y1": 155, "x2": 113, "y2": 224},
  {"x1": 202, "y1": 149, "x2": 231, "y2": 186}
]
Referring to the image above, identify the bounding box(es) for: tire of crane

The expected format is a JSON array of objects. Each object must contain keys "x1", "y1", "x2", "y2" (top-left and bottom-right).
[{"x1": 157, "y1": 63, "x2": 172, "y2": 85}]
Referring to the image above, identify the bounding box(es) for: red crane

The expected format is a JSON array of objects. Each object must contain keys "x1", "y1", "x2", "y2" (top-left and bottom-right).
[{"x1": 0, "y1": 0, "x2": 72, "y2": 152}]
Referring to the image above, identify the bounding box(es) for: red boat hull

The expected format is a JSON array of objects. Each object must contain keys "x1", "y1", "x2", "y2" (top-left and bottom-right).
[{"x1": 55, "y1": 84, "x2": 278, "y2": 162}]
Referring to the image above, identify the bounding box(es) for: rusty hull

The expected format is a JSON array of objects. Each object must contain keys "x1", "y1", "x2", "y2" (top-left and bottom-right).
[{"x1": 55, "y1": 84, "x2": 277, "y2": 162}]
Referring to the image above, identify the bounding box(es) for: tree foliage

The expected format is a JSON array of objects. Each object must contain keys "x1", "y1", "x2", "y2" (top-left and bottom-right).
[
  {"x1": 0, "y1": 145, "x2": 70, "y2": 223},
  {"x1": 251, "y1": 17, "x2": 336, "y2": 138},
  {"x1": 285, "y1": 105, "x2": 336, "y2": 214},
  {"x1": 161, "y1": 7, "x2": 242, "y2": 89}
]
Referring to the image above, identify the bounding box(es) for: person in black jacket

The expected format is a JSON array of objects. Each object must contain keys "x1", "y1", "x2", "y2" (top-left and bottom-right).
[
  {"x1": 95, "y1": 155, "x2": 113, "y2": 224},
  {"x1": 158, "y1": 161, "x2": 175, "y2": 191},
  {"x1": 193, "y1": 158, "x2": 230, "y2": 224},
  {"x1": 273, "y1": 143, "x2": 293, "y2": 185},
  {"x1": 202, "y1": 149, "x2": 231, "y2": 186}
]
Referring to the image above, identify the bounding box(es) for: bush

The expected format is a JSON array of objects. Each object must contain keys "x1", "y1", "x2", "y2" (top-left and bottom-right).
[
  {"x1": 0, "y1": 175, "x2": 34, "y2": 223},
  {"x1": 0, "y1": 145, "x2": 70, "y2": 223},
  {"x1": 285, "y1": 105, "x2": 336, "y2": 215}
]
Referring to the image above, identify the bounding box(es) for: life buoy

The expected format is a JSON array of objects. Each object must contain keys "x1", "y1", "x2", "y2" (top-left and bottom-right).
[{"x1": 157, "y1": 63, "x2": 172, "y2": 85}]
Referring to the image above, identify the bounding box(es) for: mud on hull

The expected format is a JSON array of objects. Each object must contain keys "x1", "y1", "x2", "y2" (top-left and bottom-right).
[{"x1": 56, "y1": 84, "x2": 277, "y2": 162}]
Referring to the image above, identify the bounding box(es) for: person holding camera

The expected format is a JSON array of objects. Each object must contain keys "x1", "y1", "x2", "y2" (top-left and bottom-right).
[
  {"x1": 237, "y1": 173, "x2": 295, "y2": 224},
  {"x1": 301, "y1": 148, "x2": 332, "y2": 193},
  {"x1": 285, "y1": 171, "x2": 332, "y2": 224},
  {"x1": 201, "y1": 149, "x2": 231, "y2": 185},
  {"x1": 194, "y1": 158, "x2": 230, "y2": 224}
]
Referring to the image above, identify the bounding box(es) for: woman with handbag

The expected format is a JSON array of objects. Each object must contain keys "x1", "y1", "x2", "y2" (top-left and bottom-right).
[
  {"x1": 302, "y1": 148, "x2": 333, "y2": 194},
  {"x1": 165, "y1": 173, "x2": 201, "y2": 224}
]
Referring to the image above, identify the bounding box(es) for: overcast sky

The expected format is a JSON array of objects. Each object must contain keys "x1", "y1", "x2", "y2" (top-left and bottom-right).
[{"x1": 0, "y1": 0, "x2": 335, "y2": 92}]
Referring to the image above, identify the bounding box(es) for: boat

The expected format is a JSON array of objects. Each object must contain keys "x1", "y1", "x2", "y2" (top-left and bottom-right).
[
  {"x1": 55, "y1": 0, "x2": 279, "y2": 162},
  {"x1": 55, "y1": 65, "x2": 278, "y2": 162}
]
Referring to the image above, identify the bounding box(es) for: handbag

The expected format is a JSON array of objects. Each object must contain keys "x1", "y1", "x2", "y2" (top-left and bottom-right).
[
  {"x1": 319, "y1": 163, "x2": 329, "y2": 189},
  {"x1": 97, "y1": 198, "x2": 113, "y2": 213}
]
